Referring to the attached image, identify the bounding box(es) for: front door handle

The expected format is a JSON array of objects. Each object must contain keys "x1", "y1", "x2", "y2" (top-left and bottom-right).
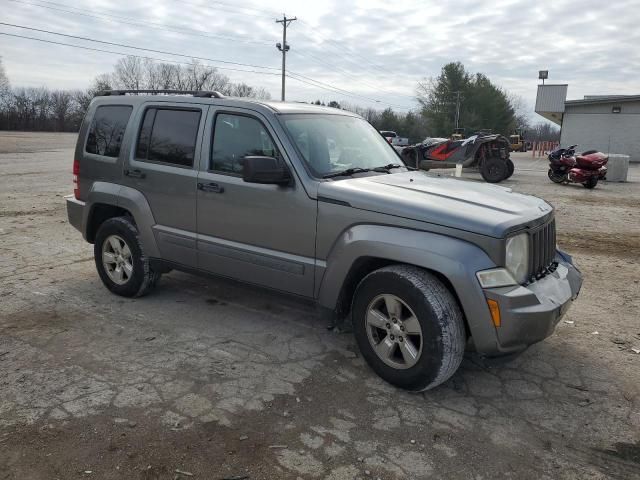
[
  {"x1": 125, "y1": 169, "x2": 146, "y2": 179},
  {"x1": 198, "y1": 182, "x2": 224, "y2": 193}
]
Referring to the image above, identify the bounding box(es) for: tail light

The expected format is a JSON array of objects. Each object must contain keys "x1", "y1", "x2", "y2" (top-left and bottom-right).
[{"x1": 73, "y1": 159, "x2": 80, "y2": 199}]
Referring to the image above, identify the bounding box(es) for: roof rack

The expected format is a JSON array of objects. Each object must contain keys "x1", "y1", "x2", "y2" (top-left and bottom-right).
[{"x1": 98, "y1": 89, "x2": 225, "y2": 98}]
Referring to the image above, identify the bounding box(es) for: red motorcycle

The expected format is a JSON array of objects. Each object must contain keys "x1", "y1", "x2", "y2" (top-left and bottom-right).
[{"x1": 548, "y1": 145, "x2": 608, "y2": 189}]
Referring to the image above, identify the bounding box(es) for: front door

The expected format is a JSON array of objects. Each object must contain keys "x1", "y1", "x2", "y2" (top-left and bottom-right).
[
  {"x1": 196, "y1": 108, "x2": 316, "y2": 297},
  {"x1": 123, "y1": 102, "x2": 207, "y2": 267}
]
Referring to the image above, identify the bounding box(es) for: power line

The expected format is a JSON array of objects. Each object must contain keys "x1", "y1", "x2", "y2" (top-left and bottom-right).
[
  {"x1": 288, "y1": 50, "x2": 417, "y2": 104},
  {"x1": 177, "y1": 0, "x2": 277, "y2": 18},
  {"x1": 296, "y1": 19, "x2": 400, "y2": 78},
  {"x1": 0, "y1": 22, "x2": 280, "y2": 72},
  {"x1": 1, "y1": 30, "x2": 413, "y2": 110},
  {"x1": 163, "y1": 0, "x2": 416, "y2": 95},
  {"x1": 286, "y1": 72, "x2": 412, "y2": 110},
  {"x1": 0, "y1": 32, "x2": 282, "y2": 78},
  {"x1": 7, "y1": 0, "x2": 274, "y2": 46},
  {"x1": 2, "y1": 22, "x2": 414, "y2": 110},
  {"x1": 6, "y1": 1, "x2": 418, "y2": 109}
]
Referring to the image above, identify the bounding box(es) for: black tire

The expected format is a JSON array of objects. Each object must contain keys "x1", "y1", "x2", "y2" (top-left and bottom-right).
[
  {"x1": 94, "y1": 216, "x2": 160, "y2": 297},
  {"x1": 583, "y1": 177, "x2": 598, "y2": 189},
  {"x1": 505, "y1": 158, "x2": 515, "y2": 179},
  {"x1": 480, "y1": 157, "x2": 507, "y2": 183},
  {"x1": 352, "y1": 265, "x2": 465, "y2": 391},
  {"x1": 548, "y1": 168, "x2": 566, "y2": 184}
]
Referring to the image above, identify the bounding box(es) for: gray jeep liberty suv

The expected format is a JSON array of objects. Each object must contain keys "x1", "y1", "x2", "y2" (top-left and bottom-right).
[{"x1": 66, "y1": 90, "x2": 583, "y2": 391}]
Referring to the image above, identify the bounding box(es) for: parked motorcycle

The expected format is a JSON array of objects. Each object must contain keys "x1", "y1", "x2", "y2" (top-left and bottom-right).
[{"x1": 548, "y1": 145, "x2": 608, "y2": 189}]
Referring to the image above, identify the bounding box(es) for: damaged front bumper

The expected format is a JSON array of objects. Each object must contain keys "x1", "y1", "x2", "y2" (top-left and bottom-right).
[{"x1": 481, "y1": 249, "x2": 583, "y2": 355}]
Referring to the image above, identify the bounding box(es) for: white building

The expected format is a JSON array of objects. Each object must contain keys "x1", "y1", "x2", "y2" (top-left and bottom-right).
[{"x1": 535, "y1": 85, "x2": 640, "y2": 162}]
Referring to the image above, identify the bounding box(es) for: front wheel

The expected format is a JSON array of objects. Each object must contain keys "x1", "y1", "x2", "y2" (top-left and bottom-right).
[
  {"x1": 548, "y1": 168, "x2": 566, "y2": 184},
  {"x1": 480, "y1": 157, "x2": 507, "y2": 183},
  {"x1": 583, "y1": 176, "x2": 598, "y2": 189},
  {"x1": 352, "y1": 265, "x2": 466, "y2": 391},
  {"x1": 94, "y1": 216, "x2": 160, "y2": 297}
]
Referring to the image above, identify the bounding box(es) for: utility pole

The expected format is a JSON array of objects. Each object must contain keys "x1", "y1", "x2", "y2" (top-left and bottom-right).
[{"x1": 276, "y1": 15, "x2": 297, "y2": 101}]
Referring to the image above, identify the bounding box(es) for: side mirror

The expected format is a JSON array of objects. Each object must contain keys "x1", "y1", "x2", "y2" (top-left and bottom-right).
[{"x1": 242, "y1": 156, "x2": 291, "y2": 185}]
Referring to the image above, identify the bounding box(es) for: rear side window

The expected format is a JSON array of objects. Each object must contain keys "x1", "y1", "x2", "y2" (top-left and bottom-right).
[
  {"x1": 85, "y1": 105, "x2": 132, "y2": 157},
  {"x1": 211, "y1": 113, "x2": 279, "y2": 174},
  {"x1": 135, "y1": 108, "x2": 201, "y2": 167}
]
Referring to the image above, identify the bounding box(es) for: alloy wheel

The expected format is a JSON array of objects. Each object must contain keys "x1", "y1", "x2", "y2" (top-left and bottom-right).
[
  {"x1": 102, "y1": 234, "x2": 133, "y2": 285},
  {"x1": 365, "y1": 294, "x2": 423, "y2": 369}
]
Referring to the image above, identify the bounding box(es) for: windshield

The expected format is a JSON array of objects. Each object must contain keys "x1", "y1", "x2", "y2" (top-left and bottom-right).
[{"x1": 281, "y1": 114, "x2": 404, "y2": 178}]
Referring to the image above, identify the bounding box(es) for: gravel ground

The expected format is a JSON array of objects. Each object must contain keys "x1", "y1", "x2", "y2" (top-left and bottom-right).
[{"x1": 1, "y1": 131, "x2": 639, "y2": 480}]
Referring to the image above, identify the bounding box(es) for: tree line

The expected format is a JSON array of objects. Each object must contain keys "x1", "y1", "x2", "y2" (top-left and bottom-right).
[
  {"x1": 0, "y1": 56, "x2": 271, "y2": 132},
  {"x1": 1, "y1": 56, "x2": 558, "y2": 142},
  {"x1": 314, "y1": 62, "x2": 559, "y2": 143}
]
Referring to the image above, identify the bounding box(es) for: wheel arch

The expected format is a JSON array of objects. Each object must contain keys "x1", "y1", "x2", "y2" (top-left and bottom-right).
[
  {"x1": 334, "y1": 256, "x2": 471, "y2": 338},
  {"x1": 86, "y1": 203, "x2": 132, "y2": 243},
  {"x1": 317, "y1": 225, "x2": 500, "y2": 351},
  {"x1": 83, "y1": 182, "x2": 160, "y2": 257}
]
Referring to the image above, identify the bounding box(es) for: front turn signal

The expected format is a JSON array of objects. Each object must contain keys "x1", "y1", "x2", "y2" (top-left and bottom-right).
[{"x1": 487, "y1": 299, "x2": 501, "y2": 327}]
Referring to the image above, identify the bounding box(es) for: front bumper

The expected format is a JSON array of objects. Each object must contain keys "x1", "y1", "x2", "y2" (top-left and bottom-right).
[
  {"x1": 65, "y1": 194, "x2": 85, "y2": 234},
  {"x1": 481, "y1": 250, "x2": 582, "y2": 355}
]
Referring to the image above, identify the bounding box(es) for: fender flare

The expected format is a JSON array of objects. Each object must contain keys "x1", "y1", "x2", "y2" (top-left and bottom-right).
[
  {"x1": 316, "y1": 224, "x2": 499, "y2": 351},
  {"x1": 82, "y1": 182, "x2": 160, "y2": 258}
]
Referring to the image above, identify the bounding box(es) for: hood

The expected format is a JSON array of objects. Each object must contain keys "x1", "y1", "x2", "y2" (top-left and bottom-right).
[{"x1": 317, "y1": 171, "x2": 553, "y2": 238}]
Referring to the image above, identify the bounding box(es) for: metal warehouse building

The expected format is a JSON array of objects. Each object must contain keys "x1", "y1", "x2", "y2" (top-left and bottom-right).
[{"x1": 536, "y1": 85, "x2": 640, "y2": 162}]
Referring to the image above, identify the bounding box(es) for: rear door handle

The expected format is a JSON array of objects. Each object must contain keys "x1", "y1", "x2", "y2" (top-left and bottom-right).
[
  {"x1": 198, "y1": 182, "x2": 224, "y2": 193},
  {"x1": 124, "y1": 169, "x2": 146, "y2": 179}
]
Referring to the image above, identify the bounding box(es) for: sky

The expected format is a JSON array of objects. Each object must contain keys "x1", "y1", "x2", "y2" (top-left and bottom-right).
[{"x1": 1, "y1": 0, "x2": 639, "y2": 121}]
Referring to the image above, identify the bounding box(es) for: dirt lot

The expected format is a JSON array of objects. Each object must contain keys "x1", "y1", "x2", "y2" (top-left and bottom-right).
[{"x1": 1, "y1": 131, "x2": 639, "y2": 480}]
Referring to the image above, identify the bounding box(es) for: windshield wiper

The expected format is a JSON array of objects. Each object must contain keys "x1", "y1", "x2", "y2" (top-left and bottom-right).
[
  {"x1": 372, "y1": 163, "x2": 405, "y2": 173},
  {"x1": 322, "y1": 167, "x2": 371, "y2": 179}
]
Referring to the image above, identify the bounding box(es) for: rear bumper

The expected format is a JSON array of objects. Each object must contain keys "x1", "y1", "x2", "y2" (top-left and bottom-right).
[
  {"x1": 65, "y1": 194, "x2": 85, "y2": 235},
  {"x1": 479, "y1": 250, "x2": 582, "y2": 355}
]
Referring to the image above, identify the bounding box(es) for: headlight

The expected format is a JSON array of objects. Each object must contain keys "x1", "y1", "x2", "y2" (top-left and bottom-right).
[{"x1": 505, "y1": 233, "x2": 529, "y2": 284}]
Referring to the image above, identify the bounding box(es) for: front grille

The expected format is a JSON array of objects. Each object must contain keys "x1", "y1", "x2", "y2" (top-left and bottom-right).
[{"x1": 528, "y1": 218, "x2": 557, "y2": 281}]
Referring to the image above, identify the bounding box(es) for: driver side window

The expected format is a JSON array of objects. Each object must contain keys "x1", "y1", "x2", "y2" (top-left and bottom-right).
[{"x1": 211, "y1": 113, "x2": 279, "y2": 174}]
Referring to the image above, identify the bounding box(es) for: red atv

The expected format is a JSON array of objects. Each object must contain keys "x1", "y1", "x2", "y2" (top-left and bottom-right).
[{"x1": 400, "y1": 134, "x2": 514, "y2": 183}]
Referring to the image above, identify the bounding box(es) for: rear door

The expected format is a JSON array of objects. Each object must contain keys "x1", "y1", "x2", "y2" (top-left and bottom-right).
[
  {"x1": 195, "y1": 107, "x2": 316, "y2": 297},
  {"x1": 123, "y1": 102, "x2": 207, "y2": 267}
]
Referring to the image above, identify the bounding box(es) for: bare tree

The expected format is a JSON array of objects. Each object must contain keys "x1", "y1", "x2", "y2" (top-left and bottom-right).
[
  {"x1": 232, "y1": 83, "x2": 254, "y2": 97},
  {"x1": 51, "y1": 90, "x2": 72, "y2": 131},
  {"x1": 0, "y1": 57, "x2": 10, "y2": 115},
  {"x1": 113, "y1": 56, "x2": 145, "y2": 90},
  {"x1": 0, "y1": 55, "x2": 275, "y2": 132},
  {"x1": 508, "y1": 93, "x2": 531, "y2": 133}
]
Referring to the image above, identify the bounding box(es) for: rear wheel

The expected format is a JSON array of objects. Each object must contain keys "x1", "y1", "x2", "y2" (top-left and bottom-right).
[
  {"x1": 505, "y1": 159, "x2": 515, "y2": 179},
  {"x1": 352, "y1": 265, "x2": 465, "y2": 391},
  {"x1": 548, "y1": 168, "x2": 566, "y2": 184},
  {"x1": 480, "y1": 157, "x2": 507, "y2": 183},
  {"x1": 583, "y1": 176, "x2": 598, "y2": 189},
  {"x1": 94, "y1": 216, "x2": 160, "y2": 297}
]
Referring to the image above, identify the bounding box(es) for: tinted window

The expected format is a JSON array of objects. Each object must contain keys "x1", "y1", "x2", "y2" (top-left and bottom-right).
[
  {"x1": 86, "y1": 105, "x2": 132, "y2": 157},
  {"x1": 135, "y1": 108, "x2": 201, "y2": 167},
  {"x1": 211, "y1": 114, "x2": 279, "y2": 174}
]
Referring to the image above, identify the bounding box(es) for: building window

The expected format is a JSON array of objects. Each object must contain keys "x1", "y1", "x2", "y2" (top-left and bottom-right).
[{"x1": 612, "y1": 106, "x2": 622, "y2": 113}]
